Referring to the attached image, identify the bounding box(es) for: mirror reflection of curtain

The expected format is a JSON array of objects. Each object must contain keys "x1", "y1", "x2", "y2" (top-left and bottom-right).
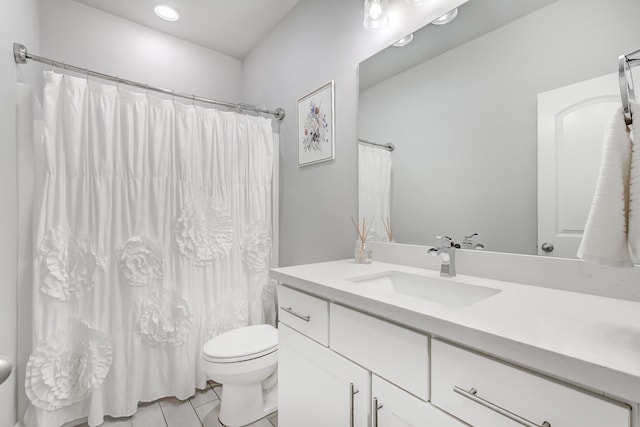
[
  {"x1": 358, "y1": 143, "x2": 392, "y2": 241},
  {"x1": 24, "y1": 71, "x2": 275, "y2": 427}
]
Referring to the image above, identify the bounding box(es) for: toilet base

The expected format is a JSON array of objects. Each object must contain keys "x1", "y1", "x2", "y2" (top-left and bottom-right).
[{"x1": 218, "y1": 377, "x2": 278, "y2": 426}]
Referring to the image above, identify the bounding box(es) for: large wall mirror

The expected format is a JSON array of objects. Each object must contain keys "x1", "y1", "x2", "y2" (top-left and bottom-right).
[{"x1": 358, "y1": 0, "x2": 640, "y2": 257}]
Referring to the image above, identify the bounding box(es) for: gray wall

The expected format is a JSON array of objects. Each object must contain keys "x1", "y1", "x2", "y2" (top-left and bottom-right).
[
  {"x1": 360, "y1": 0, "x2": 640, "y2": 254},
  {"x1": 1, "y1": 0, "x2": 40, "y2": 424},
  {"x1": 38, "y1": 0, "x2": 243, "y2": 103},
  {"x1": 242, "y1": 0, "x2": 465, "y2": 266}
]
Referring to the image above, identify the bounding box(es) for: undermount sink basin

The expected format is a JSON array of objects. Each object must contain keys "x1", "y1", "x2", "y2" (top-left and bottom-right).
[{"x1": 348, "y1": 271, "x2": 501, "y2": 307}]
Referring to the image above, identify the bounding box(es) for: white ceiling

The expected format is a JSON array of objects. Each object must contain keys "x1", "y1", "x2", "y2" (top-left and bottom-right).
[{"x1": 72, "y1": 0, "x2": 300, "y2": 59}]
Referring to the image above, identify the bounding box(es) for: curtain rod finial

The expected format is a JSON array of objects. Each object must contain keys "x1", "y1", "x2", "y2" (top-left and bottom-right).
[
  {"x1": 13, "y1": 43, "x2": 28, "y2": 64},
  {"x1": 275, "y1": 108, "x2": 285, "y2": 120}
]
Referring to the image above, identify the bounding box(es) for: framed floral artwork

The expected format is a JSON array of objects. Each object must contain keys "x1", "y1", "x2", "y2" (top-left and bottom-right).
[{"x1": 297, "y1": 81, "x2": 335, "y2": 166}]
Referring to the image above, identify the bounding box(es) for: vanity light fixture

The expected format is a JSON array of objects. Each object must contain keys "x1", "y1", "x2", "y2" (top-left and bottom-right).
[
  {"x1": 153, "y1": 3, "x2": 180, "y2": 21},
  {"x1": 363, "y1": 0, "x2": 389, "y2": 31},
  {"x1": 392, "y1": 33, "x2": 414, "y2": 47},
  {"x1": 431, "y1": 8, "x2": 459, "y2": 25}
]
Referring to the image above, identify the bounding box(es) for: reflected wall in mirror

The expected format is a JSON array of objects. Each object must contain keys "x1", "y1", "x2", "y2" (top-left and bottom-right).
[{"x1": 358, "y1": 0, "x2": 640, "y2": 256}]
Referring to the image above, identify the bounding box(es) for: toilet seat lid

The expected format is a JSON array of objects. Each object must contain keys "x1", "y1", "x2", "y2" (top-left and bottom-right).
[{"x1": 203, "y1": 324, "x2": 278, "y2": 361}]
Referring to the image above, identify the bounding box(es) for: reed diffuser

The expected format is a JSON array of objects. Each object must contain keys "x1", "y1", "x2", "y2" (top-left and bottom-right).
[{"x1": 351, "y1": 216, "x2": 373, "y2": 264}]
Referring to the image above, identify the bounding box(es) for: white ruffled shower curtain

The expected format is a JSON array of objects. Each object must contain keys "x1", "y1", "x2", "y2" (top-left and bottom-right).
[
  {"x1": 358, "y1": 143, "x2": 392, "y2": 241},
  {"x1": 24, "y1": 71, "x2": 276, "y2": 427}
]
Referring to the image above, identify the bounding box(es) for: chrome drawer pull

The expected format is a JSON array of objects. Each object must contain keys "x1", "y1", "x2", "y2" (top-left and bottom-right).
[
  {"x1": 280, "y1": 306, "x2": 311, "y2": 322},
  {"x1": 350, "y1": 383, "x2": 359, "y2": 427},
  {"x1": 454, "y1": 386, "x2": 551, "y2": 427},
  {"x1": 373, "y1": 397, "x2": 383, "y2": 427}
]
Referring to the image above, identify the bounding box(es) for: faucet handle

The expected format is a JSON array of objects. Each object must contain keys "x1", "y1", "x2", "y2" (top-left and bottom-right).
[
  {"x1": 462, "y1": 233, "x2": 478, "y2": 247},
  {"x1": 463, "y1": 233, "x2": 482, "y2": 249},
  {"x1": 436, "y1": 235, "x2": 454, "y2": 247}
]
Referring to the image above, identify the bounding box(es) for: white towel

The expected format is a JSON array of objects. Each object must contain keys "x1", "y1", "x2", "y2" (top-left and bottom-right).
[
  {"x1": 628, "y1": 103, "x2": 640, "y2": 261},
  {"x1": 577, "y1": 103, "x2": 638, "y2": 267}
]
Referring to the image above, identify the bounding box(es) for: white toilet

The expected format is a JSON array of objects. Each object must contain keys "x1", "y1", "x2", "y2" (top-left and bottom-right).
[{"x1": 202, "y1": 324, "x2": 278, "y2": 426}]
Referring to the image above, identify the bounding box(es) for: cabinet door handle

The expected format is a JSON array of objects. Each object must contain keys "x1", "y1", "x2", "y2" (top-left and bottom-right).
[
  {"x1": 454, "y1": 386, "x2": 551, "y2": 427},
  {"x1": 373, "y1": 397, "x2": 383, "y2": 427},
  {"x1": 280, "y1": 306, "x2": 311, "y2": 322},
  {"x1": 350, "y1": 382, "x2": 359, "y2": 427}
]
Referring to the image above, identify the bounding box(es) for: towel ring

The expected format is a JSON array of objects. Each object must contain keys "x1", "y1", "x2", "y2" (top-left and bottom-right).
[{"x1": 619, "y1": 54, "x2": 635, "y2": 126}]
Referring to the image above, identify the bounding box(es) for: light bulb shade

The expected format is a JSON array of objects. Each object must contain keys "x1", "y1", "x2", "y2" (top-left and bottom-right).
[
  {"x1": 392, "y1": 33, "x2": 414, "y2": 47},
  {"x1": 363, "y1": 0, "x2": 389, "y2": 31},
  {"x1": 432, "y1": 8, "x2": 459, "y2": 25}
]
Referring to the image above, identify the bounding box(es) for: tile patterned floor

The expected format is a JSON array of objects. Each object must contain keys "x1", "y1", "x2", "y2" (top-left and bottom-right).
[{"x1": 74, "y1": 383, "x2": 278, "y2": 427}]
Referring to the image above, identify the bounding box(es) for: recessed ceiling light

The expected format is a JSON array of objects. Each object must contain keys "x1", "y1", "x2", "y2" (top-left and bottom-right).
[
  {"x1": 153, "y1": 4, "x2": 179, "y2": 21},
  {"x1": 392, "y1": 34, "x2": 414, "y2": 47},
  {"x1": 432, "y1": 8, "x2": 458, "y2": 26}
]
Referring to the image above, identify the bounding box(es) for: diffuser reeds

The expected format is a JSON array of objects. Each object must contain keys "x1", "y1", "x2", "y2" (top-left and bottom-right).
[
  {"x1": 383, "y1": 216, "x2": 393, "y2": 242},
  {"x1": 351, "y1": 216, "x2": 373, "y2": 250}
]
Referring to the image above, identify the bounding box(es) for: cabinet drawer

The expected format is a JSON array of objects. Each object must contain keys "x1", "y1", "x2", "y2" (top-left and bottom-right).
[
  {"x1": 431, "y1": 339, "x2": 631, "y2": 427},
  {"x1": 373, "y1": 375, "x2": 465, "y2": 427},
  {"x1": 330, "y1": 304, "x2": 429, "y2": 401},
  {"x1": 277, "y1": 285, "x2": 329, "y2": 346}
]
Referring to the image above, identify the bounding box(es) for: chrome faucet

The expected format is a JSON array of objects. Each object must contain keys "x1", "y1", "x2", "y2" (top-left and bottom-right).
[{"x1": 428, "y1": 235, "x2": 456, "y2": 277}]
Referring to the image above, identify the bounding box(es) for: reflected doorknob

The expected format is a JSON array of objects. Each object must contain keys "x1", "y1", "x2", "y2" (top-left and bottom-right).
[
  {"x1": 0, "y1": 356, "x2": 12, "y2": 386},
  {"x1": 541, "y1": 242, "x2": 554, "y2": 253}
]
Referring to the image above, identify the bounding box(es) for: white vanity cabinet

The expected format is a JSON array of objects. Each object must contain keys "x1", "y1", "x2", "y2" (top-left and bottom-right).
[
  {"x1": 278, "y1": 285, "x2": 444, "y2": 427},
  {"x1": 278, "y1": 286, "x2": 370, "y2": 427},
  {"x1": 276, "y1": 283, "x2": 634, "y2": 427},
  {"x1": 273, "y1": 259, "x2": 640, "y2": 427}
]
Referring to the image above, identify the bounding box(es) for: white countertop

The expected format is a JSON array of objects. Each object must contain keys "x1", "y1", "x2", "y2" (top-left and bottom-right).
[{"x1": 271, "y1": 259, "x2": 640, "y2": 404}]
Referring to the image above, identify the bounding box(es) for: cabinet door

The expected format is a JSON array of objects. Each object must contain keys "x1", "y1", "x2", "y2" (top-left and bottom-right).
[
  {"x1": 372, "y1": 375, "x2": 465, "y2": 427},
  {"x1": 279, "y1": 323, "x2": 370, "y2": 427}
]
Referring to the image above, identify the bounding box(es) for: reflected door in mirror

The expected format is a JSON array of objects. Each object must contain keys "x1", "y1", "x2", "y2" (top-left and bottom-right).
[{"x1": 537, "y1": 73, "x2": 620, "y2": 257}]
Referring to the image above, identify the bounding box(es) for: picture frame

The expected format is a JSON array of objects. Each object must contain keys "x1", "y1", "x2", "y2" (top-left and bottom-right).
[{"x1": 297, "y1": 81, "x2": 335, "y2": 166}]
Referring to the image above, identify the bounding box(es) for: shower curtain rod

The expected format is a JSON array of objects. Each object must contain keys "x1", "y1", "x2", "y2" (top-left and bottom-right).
[
  {"x1": 358, "y1": 138, "x2": 395, "y2": 152},
  {"x1": 13, "y1": 42, "x2": 285, "y2": 120}
]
